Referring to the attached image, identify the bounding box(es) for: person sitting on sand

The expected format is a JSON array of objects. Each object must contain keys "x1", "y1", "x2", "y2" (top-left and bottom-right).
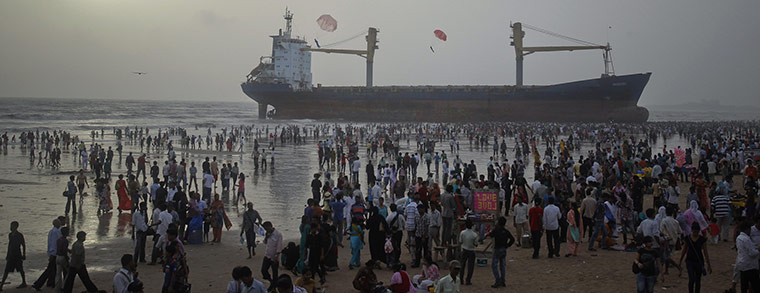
[{"x1": 352, "y1": 260, "x2": 381, "y2": 293}]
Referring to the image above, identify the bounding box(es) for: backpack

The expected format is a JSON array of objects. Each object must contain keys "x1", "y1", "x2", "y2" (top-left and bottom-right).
[{"x1": 593, "y1": 201, "x2": 606, "y2": 221}]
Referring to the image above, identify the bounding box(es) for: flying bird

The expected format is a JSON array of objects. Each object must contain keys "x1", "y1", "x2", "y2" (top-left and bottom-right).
[{"x1": 132, "y1": 72, "x2": 147, "y2": 75}]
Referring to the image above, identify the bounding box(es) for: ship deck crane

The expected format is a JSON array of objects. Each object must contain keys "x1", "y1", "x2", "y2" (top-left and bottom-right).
[
  {"x1": 511, "y1": 22, "x2": 614, "y2": 86},
  {"x1": 301, "y1": 27, "x2": 378, "y2": 87}
]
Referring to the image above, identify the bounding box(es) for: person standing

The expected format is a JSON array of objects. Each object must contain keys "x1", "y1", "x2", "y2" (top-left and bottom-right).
[
  {"x1": 386, "y1": 204, "x2": 405, "y2": 267},
  {"x1": 579, "y1": 189, "x2": 596, "y2": 243},
  {"x1": 413, "y1": 204, "x2": 430, "y2": 268},
  {"x1": 132, "y1": 202, "x2": 149, "y2": 263},
  {"x1": 678, "y1": 222, "x2": 712, "y2": 293},
  {"x1": 305, "y1": 223, "x2": 326, "y2": 285},
  {"x1": 311, "y1": 174, "x2": 322, "y2": 204},
  {"x1": 529, "y1": 198, "x2": 544, "y2": 259},
  {"x1": 512, "y1": 197, "x2": 529, "y2": 247},
  {"x1": 65, "y1": 175, "x2": 78, "y2": 215},
  {"x1": 329, "y1": 194, "x2": 347, "y2": 247},
  {"x1": 736, "y1": 221, "x2": 760, "y2": 293},
  {"x1": 710, "y1": 190, "x2": 731, "y2": 242},
  {"x1": 348, "y1": 216, "x2": 365, "y2": 270},
  {"x1": 588, "y1": 194, "x2": 609, "y2": 251},
  {"x1": 458, "y1": 219, "x2": 477, "y2": 286},
  {"x1": 565, "y1": 202, "x2": 583, "y2": 257},
  {"x1": 241, "y1": 203, "x2": 263, "y2": 259},
  {"x1": 486, "y1": 216, "x2": 514, "y2": 288},
  {"x1": 405, "y1": 196, "x2": 420, "y2": 267},
  {"x1": 440, "y1": 186, "x2": 456, "y2": 245},
  {"x1": 543, "y1": 197, "x2": 562, "y2": 258},
  {"x1": 76, "y1": 170, "x2": 89, "y2": 201},
  {"x1": 261, "y1": 221, "x2": 282, "y2": 291},
  {"x1": 32, "y1": 219, "x2": 61, "y2": 290},
  {"x1": 188, "y1": 161, "x2": 198, "y2": 192},
  {"x1": 0, "y1": 221, "x2": 27, "y2": 291},
  {"x1": 63, "y1": 231, "x2": 100, "y2": 292}
]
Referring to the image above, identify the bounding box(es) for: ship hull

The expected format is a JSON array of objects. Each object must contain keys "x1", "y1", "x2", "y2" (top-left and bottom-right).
[{"x1": 242, "y1": 73, "x2": 651, "y2": 122}]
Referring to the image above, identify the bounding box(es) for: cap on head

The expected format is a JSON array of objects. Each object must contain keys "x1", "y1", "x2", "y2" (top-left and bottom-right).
[{"x1": 449, "y1": 260, "x2": 461, "y2": 269}]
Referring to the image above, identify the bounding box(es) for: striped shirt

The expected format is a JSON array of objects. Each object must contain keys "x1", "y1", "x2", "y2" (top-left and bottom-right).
[{"x1": 711, "y1": 194, "x2": 731, "y2": 217}]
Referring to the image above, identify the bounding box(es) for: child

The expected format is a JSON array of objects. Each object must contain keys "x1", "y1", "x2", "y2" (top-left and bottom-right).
[{"x1": 708, "y1": 218, "x2": 720, "y2": 244}]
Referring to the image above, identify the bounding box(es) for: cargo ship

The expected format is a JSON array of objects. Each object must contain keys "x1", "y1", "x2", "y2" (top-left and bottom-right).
[{"x1": 242, "y1": 9, "x2": 651, "y2": 122}]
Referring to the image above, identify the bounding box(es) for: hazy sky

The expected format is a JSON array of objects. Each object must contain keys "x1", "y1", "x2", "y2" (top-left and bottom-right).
[{"x1": 1, "y1": 0, "x2": 758, "y2": 106}]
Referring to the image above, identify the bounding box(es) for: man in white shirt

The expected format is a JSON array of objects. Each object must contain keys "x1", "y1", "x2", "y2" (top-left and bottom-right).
[
  {"x1": 458, "y1": 220, "x2": 478, "y2": 285},
  {"x1": 202, "y1": 171, "x2": 214, "y2": 202},
  {"x1": 736, "y1": 221, "x2": 760, "y2": 291},
  {"x1": 351, "y1": 159, "x2": 361, "y2": 185},
  {"x1": 370, "y1": 181, "x2": 383, "y2": 207},
  {"x1": 113, "y1": 254, "x2": 141, "y2": 293},
  {"x1": 637, "y1": 209, "x2": 660, "y2": 249},
  {"x1": 131, "y1": 203, "x2": 149, "y2": 263},
  {"x1": 261, "y1": 222, "x2": 282, "y2": 292},
  {"x1": 542, "y1": 197, "x2": 562, "y2": 258},
  {"x1": 512, "y1": 197, "x2": 529, "y2": 247},
  {"x1": 149, "y1": 204, "x2": 173, "y2": 265}
]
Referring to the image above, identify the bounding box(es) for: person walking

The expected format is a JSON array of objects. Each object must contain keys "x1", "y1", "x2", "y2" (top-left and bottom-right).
[
  {"x1": 635, "y1": 236, "x2": 661, "y2": 293},
  {"x1": 529, "y1": 198, "x2": 544, "y2": 259},
  {"x1": 63, "y1": 231, "x2": 100, "y2": 292},
  {"x1": 55, "y1": 227, "x2": 71, "y2": 292},
  {"x1": 241, "y1": 203, "x2": 263, "y2": 259},
  {"x1": 678, "y1": 222, "x2": 712, "y2": 293},
  {"x1": 543, "y1": 197, "x2": 562, "y2": 258},
  {"x1": 31, "y1": 219, "x2": 61, "y2": 290},
  {"x1": 0, "y1": 221, "x2": 27, "y2": 291},
  {"x1": 261, "y1": 221, "x2": 282, "y2": 291},
  {"x1": 113, "y1": 254, "x2": 143, "y2": 293},
  {"x1": 486, "y1": 216, "x2": 514, "y2": 288}
]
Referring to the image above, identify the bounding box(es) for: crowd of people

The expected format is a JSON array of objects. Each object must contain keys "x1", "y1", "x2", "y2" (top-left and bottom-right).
[{"x1": 2, "y1": 121, "x2": 760, "y2": 292}]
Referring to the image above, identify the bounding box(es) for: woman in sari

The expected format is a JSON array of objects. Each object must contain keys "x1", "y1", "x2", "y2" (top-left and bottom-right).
[
  {"x1": 565, "y1": 202, "x2": 583, "y2": 257},
  {"x1": 210, "y1": 193, "x2": 232, "y2": 243},
  {"x1": 683, "y1": 200, "x2": 708, "y2": 236},
  {"x1": 95, "y1": 178, "x2": 111, "y2": 214},
  {"x1": 348, "y1": 216, "x2": 365, "y2": 269},
  {"x1": 115, "y1": 174, "x2": 131, "y2": 212}
]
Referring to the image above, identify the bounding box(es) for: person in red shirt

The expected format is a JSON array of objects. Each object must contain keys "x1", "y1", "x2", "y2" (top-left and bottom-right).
[
  {"x1": 744, "y1": 160, "x2": 758, "y2": 183},
  {"x1": 529, "y1": 198, "x2": 544, "y2": 259}
]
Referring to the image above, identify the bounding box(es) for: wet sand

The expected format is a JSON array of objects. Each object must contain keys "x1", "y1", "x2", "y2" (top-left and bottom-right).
[{"x1": 0, "y1": 129, "x2": 734, "y2": 292}]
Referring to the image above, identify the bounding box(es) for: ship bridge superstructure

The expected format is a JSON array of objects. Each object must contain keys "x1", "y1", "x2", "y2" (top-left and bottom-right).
[{"x1": 246, "y1": 9, "x2": 312, "y2": 92}]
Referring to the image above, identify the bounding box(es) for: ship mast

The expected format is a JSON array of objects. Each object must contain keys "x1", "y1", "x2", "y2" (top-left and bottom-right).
[
  {"x1": 301, "y1": 28, "x2": 379, "y2": 87},
  {"x1": 284, "y1": 8, "x2": 293, "y2": 38},
  {"x1": 511, "y1": 22, "x2": 612, "y2": 86}
]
